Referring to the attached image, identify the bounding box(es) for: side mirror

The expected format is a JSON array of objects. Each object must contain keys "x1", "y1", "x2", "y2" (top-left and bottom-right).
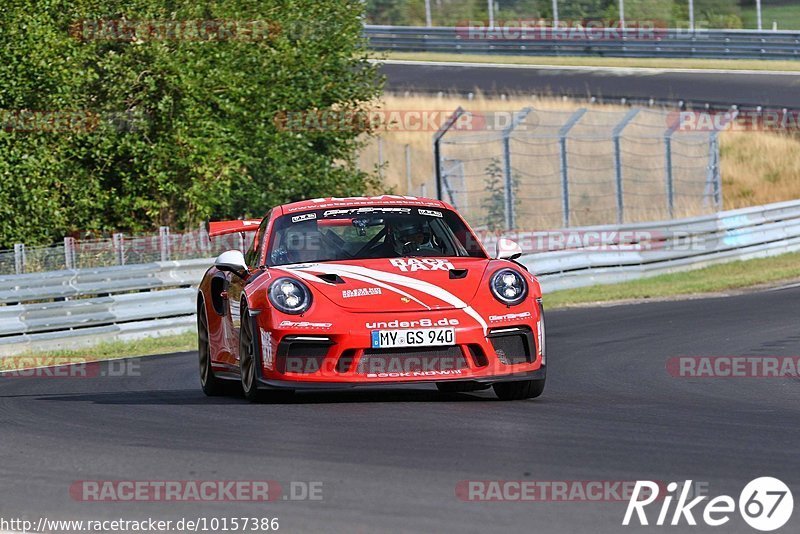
[
  {"x1": 214, "y1": 250, "x2": 248, "y2": 276},
  {"x1": 496, "y1": 238, "x2": 523, "y2": 261}
]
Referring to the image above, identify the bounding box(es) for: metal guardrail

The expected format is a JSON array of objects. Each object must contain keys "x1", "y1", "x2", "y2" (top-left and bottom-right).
[
  {"x1": 1, "y1": 200, "x2": 799, "y2": 356},
  {"x1": 365, "y1": 25, "x2": 800, "y2": 60},
  {"x1": 516, "y1": 199, "x2": 800, "y2": 291},
  {"x1": 0, "y1": 260, "x2": 208, "y2": 356}
]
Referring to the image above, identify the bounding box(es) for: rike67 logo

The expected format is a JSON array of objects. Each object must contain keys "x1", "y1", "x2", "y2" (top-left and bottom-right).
[{"x1": 623, "y1": 478, "x2": 794, "y2": 531}]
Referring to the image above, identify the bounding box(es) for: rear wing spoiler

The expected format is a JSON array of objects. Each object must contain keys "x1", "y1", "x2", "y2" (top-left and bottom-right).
[{"x1": 207, "y1": 219, "x2": 262, "y2": 238}]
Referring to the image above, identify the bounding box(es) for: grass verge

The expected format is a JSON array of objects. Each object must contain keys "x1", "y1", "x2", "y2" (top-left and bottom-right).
[
  {"x1": 379, "y1": 52, "x2": 800, "y2": 72},
  {"x1": 0, "y1": 331, "x2": 197, "y2": 371},
  {"x1": 742, "y1": 5, "x2": 800, "y2": 31},
  {"x1": 545, "y1": 250, "x2": 800, "y2": 309}
]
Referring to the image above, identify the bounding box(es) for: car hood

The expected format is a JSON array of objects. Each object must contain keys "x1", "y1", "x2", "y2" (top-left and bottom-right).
[{"x1": 272, "y1": 258, "x2": 490, "y2": 312}]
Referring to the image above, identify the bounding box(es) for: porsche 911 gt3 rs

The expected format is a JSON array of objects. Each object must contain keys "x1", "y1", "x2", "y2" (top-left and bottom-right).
[{"x1": 197, "y1": 195, "x2": 546, "y2": 401}]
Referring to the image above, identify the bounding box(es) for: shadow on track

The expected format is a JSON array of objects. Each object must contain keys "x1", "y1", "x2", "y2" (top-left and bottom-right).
[{"x1": 25, "y1": 387, "x2": 549, "y2": 405}]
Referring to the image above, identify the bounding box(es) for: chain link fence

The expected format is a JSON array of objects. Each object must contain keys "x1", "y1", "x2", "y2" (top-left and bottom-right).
[{"x1": 435, "y1": 107, "x2": 721, "y2": 231}]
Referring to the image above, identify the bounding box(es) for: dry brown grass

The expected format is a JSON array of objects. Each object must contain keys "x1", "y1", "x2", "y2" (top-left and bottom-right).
[
  {"x1": 720, "y1": 130, "x2": 800, "y2": 208},
  {"x1": 359, "y1": 93, "x2": 800, "y2": 228}
]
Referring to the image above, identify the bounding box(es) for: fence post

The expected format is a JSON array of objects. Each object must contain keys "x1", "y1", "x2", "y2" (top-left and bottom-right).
[
  {"x1": 432, "y1": 107, "x2": 465, "y2": 200},
  {"x1": 159, "y1": 226, "x2": 171, "y2": 262},
  {"x1": 439, "y1": 159, "x2": 463, "y2": 208},
  {"x1": 664, "y1": 133, "x2": 675, "y2": 218},
  {"x1": 64, "y1": 237, "x2": 76, "y2": 270},
  {"x1": 405, "y1": 143, "x2": 413, "y2": 195},
  {"x1": 707, "y1": 132, "x2": 722, "y2": 210},
  {"x1": 558, "y1": 108, "x2": 587, "y2": 228},
  {"x1": 113, "y1": 233, "x2": 126, "y2": 265},
  {"x1": 612, "y1": 108, "x2": 640, "y2": 225},
  {"x1": 14, "y1": 243, "x2": 25, "y2": 275},
  {"x1": 502, "y1": 107, "x2": 532, "y2": 231}
]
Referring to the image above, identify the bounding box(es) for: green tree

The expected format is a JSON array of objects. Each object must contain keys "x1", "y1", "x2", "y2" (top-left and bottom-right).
[{"x1": 0, "y1": 0, "x2": 383, "y2": 247}]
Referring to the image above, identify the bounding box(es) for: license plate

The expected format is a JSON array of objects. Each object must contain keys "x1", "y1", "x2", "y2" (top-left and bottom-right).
[{"x1": 371, "y1": 327, "x2": 455, "y2": 349}]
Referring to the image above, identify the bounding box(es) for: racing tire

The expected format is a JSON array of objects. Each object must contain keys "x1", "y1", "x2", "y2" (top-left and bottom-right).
[
  {"x1": 198, "y1": 301, "x2": 227, "y2": 396},
  {"x1": 492, "y1": 378, "x2": 546, "y2": 401},
  {"x1": 239, "y1": 306, "x2": 294, "y2": 403}
]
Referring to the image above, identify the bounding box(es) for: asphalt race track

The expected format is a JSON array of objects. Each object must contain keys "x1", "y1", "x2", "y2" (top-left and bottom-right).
[
  {"x1": 380, "y1": 60, "x2": 800, "y2": 109},
  {"x1": 1, "y1": 286, "x2": 799, "y2": 533}
]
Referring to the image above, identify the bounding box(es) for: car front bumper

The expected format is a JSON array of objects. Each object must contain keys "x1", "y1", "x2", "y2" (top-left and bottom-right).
[{"x1": 253, "y1": 309, "x2": 545, "y2": 389}]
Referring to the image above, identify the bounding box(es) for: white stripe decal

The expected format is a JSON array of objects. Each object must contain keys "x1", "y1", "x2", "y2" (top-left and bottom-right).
[
  {"x1": 309, "y1": 264, "x2": 488, "y2": 334},
  {"x1": 274, "y1": 266, "x2": 431, "y2": 309}
]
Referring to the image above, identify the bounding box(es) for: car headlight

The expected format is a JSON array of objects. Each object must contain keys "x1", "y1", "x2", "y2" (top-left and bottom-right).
[
  {"x1": 490, "y1": 269, "x2": 528, "y2": 306},
  {"x1": 268, "y1": 277, "x2": 312, "y2": 315}
]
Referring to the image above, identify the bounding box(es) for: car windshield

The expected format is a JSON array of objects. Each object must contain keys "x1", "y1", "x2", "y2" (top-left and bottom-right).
[{"x1": 267, "y1": 206, "x2": 486, "y2": 266}]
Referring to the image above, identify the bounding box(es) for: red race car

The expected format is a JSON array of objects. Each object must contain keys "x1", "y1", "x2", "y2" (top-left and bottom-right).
[{"x1": 197, "y1": 195, "x2": 546, "y2": 401}]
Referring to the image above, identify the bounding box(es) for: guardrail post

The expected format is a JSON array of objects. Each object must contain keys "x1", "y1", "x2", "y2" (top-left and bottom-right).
[
  {"x1": 664, "y1": 123, "x2": 678, "y2": 219},
  {"x1": 64, "y1": 237, "x2": 76, "y2": 270},
  {"x1": 113, "y1": 233, "x2": 125, "y2": 265},
  {"x1": 433, "y1": 107, "x2": 465, "y2": 201},
  {"x1": 502, "y1": 107, "x2": 532, "y2": 231},
  {"x1": 558, "y1": 108, "x2": 587, "y2": 228},
  {"x1": 612, "y1": 108, "x2": 640, "y2": 225},
  {"x1": 14, "y1": 244, "x2": 25, "y2": 274},
  {"x1": 159, "y1": 226, "x2": 171, "y2": 262}
]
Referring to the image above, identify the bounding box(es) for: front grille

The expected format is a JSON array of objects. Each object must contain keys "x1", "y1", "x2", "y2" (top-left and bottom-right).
[
  {"x1": 356, "y1": 345, "x2": 467, "y2": 374},
  {"x1": 278, "y1": 338, "x2": 333, "y2": 374},
  {"x1": 489, "y1": 328, "x2": 534, "y2": 365}
]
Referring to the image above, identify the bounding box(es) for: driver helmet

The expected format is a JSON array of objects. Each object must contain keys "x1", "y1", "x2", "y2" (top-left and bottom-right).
[{"x1": 392, "y1": 221, "x2": 432, "y2": 254}]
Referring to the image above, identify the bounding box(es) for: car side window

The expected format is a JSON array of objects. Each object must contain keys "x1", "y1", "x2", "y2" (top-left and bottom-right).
[{"x1": 245, "y1": 212, "x2": 271, "y2": 268}]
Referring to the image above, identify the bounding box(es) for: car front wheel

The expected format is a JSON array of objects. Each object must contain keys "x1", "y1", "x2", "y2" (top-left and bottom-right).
[
  {"x1": 239, "y1": 306, "x2": 264, "y2": 402},
  {"x1": 239, "y1": 306, "x2": 294, "y2": 403}
]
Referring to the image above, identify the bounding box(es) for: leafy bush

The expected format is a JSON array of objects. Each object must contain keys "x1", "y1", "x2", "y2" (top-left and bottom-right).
[{"x1": 0, "y1": 0, "x2": 383, "y2": 247}]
